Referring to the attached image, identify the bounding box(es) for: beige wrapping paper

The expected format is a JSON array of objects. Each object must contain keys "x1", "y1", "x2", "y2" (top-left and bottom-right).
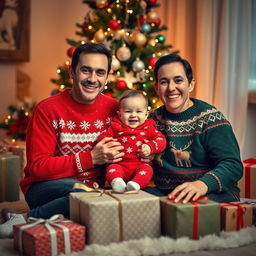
[{"x1": 70, "y1": 190, "x2": 161, "y2": 245}]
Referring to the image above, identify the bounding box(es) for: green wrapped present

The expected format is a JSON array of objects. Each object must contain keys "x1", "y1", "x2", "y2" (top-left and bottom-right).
[
  {"x1": 0, "y1": 154, "x2": 20, "y2": 202},
  {"x1": 160, "y1": 197, "x2": 220, "y2": 239}
]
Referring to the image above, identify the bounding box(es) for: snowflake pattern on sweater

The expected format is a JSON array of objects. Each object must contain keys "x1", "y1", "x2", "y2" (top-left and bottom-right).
[{"x1": 20, "y1": 90, "x2": 118, "y2": 194}]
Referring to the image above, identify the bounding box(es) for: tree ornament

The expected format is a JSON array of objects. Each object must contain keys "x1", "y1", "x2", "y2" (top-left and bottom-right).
[
  {"x1": 153, "y1": 18, "x2": 161, "y2": 27},
  {"x1": 132, "y1": 58, "x2": 145, "y2": 72},
  {"x1": 133, "y1": 33, "x2": 147, "y2": 47},
  {"x1": 94, "y1": 29, "x2": 105, "y2": 43},
  {"x1": 147, "y1": 0, "x2": 157, "y2": 6},
  {"x1": 141, "y1": 23, "x2": 151, "y2": 33},
  {"x1": 148, "y1": 57, "x2": 158, "y2": 69},
  {"x1": 67, "y1": 47, "x2": 76, "y2": 58},
  {"x1": 140, "y1": 1, "x2": 147, "y2": 9},
  {"x1": 147, "y1": 11, "x2": 158, "y2": 23},
  {"x1": 148, "y1": 38, "x2": 157, "y2": 47},
  {"x1": 116, "y1": 80, "x2": 127, "y2": 90},
  {"x1": 108, "y1": 19, "x2": 120, "y2": 31},
  {"x1": 116, "y1": 45, "x2": 131, "y2": 61},
  {"x1": 95, "y1": 0, "x2": 108, "y2": 8},
  {"x1": 156, "y1": 34, "x2": 166, "y2": 43},
  {"x1": 111, "y1": 55, "x2": 121, "y2": 71},
  {"x1": 83, "y1": 22, "x2": 89, "y2": 31}
]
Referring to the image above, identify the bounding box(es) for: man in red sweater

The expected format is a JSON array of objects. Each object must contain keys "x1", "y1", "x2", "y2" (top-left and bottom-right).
[{"x1": 0, "y1": 43, "x2": 125, "y2": 238}]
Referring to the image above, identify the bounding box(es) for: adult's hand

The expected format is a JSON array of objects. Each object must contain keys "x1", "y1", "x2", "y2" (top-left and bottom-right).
[
  {"x1": 168, "y1": 180, "x2": 208, "y2": 204},
  {"x1": 91, "y1": 137, "x2": 124, "y2": 165}
]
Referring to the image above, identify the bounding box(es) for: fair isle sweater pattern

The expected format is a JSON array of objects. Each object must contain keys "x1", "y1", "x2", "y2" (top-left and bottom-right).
[{"x1": 150, "y1": 98, "x2": 243, "y2": 194}]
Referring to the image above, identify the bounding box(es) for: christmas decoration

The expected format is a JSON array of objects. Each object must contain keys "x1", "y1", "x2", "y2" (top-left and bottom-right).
[
  {"x1": 0, "y1": 99, "x2": 35, "y2": 140},
  {"x1": 51, "y1": 0, "x2": 178, "y2": 109},
  {"x1": 116, "y1": 80, "x2": 127, "y2": 90},
  {"x1": 132, "y1": 58, "x2": 145, "y2": 72},
  {"x1": 116, "y1": 45, "x2": 131, "y2": 61},
  {"x1": 67, "y1": 47, "x2": 76, "y2": 58}
]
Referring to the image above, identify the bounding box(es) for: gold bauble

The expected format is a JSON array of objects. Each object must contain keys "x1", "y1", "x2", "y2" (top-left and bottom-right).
[
  {"x1": 147, "y1": 11, "x2": 158, "y2": 23},
  {"x1": 148, "y1": 38, "x2": 157, "y2": 47},
  {"x1": 95, "y1": 0, "x2": 108, "y2": 8},
  {"x1": 133, "y1": 33, "x2": 147, "y2": 47},
  {"x1": 116, "y1": 45, "x2": 131, "y2": 61},
  {"x1": 94, "y1": 29, "x2": 105, "y2": 43}
]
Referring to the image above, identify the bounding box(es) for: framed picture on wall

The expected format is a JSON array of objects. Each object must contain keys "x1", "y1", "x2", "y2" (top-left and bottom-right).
[{"x1": 0, "y1": 0, "x2": 30, "y2": 62}]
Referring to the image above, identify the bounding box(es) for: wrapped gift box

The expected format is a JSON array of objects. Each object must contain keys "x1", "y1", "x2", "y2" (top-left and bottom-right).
[
  {"x1": 14, "y1": 215, "x2": 85, "y2": 256},
  {"x1": 240, "y1": 198, "x2": 256, "y2": 226},
  {"x1": 160, "y1": 197, "x2": 220, "y2": 239},
  {"x1": 70, "y1": 190, "x2": 161, "y2": 245},
  {"x1": 238, "y1": 158, "x2": 256, "y2": 198},
  {"x1": 0, "y1": 153, "x2": 20, "y2": 202},
  {"x1": 10, "y1": 141, "x2": 27, "y2": 179},
  {"x1": 220, "y1": 202, "x2": 253, "y2": 231}
]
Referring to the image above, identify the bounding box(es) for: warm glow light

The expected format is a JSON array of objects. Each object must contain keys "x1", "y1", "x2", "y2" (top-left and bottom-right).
[
  {"x1": 142, "y1": 91, "x2": 147, "y2": 96},
  {"x1": 25, "y1": 112, "x2": 29, "y2": 116},
  {"x1": 11, "y1": 139, "x2": 16, "y2": 143},
  {"x1": 57, "y1": 69, "x2": 61, "y2": 73},
  {"x1": 7, "y1": 115, "x2": 11, "y2": 119},
  {"x1": 150, "y1": 77, "x2": 154, "y2": 81},
  {"x1": 81, "y1": 41, "x2": 85, "y2": 45},
  {"x1": 60, "y1": 85, "x2": 65, "y2": 90},
  {"x1": 88, "y1": 25, "x2": 92, "y2": 30},
  {"x1": 107, "y1": 8, "x2": 112, "y2": 13},
  {"x1": 65, "y1": 61, "x2": 70, "y2": 65},
  {"x1": 152, "y1": 99, "x2": 157, "y2": 103},
  {"x1": 148, "y1": 106, "x2": 151, "y2": 111},
  {"x1": 149, "y1": 66, "x2": 153, "y2": 70},
  {"x1": 146, "y1": 70, "x2": 149, "y2": 73},
  {"x1": 104, "y1": 86, "x2": 108, "y2": 90}
]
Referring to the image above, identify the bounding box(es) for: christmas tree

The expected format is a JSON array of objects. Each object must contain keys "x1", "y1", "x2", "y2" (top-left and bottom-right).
[{"x1": 51, "y1": 0, "x2": 178, "y2": 109}]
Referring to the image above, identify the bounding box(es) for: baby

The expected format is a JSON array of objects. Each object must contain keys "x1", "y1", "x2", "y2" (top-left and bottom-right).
[{"x1": 98, "y1": 90, "x2": 166, "y2": 192}]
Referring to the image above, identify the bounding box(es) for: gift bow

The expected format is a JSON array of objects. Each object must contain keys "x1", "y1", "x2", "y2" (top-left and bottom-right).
[
  {"x1": 221, "y1": 202, "x2": 247, "y2": 230},
  {"x1": 18, "y1": 214, "x2": 72, "y2": 256},
  {"x1": 164, "y1": 196, "x2": 209, "y2": 240}
]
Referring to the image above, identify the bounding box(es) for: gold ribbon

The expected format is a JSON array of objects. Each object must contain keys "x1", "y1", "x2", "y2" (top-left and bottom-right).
[
  {"x1": 73, "y1": 182, "x2": 138, "y2": 241},
  {"x1": 18, "y1": 214, "x2": 72, "y2": 256}
]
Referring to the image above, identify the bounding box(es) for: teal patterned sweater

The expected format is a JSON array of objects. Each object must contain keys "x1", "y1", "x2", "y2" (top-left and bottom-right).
[{"x1": 149, "y1": 98, "x2": 243, "y2": 194}]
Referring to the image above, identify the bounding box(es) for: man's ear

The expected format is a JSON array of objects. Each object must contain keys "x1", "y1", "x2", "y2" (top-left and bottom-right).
[
  {"x1": 154, "y1": 82, "x2": 159, "y2": 96},
  {"x1": 189, "y1": 79, "x2": 195, "y2": 92}
]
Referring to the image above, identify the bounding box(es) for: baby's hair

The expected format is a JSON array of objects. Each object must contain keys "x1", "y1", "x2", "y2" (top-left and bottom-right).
[{"x1": 118, "y1": 90, "x2": 149, "y2": 108}]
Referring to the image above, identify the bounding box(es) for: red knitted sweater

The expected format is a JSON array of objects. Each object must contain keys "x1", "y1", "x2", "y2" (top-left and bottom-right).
[{"x1": 20, "y1": 90, "x2": 118, "y2": 194}]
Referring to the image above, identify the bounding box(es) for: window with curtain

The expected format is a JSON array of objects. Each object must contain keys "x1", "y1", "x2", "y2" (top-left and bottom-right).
[{"x1": 248, "y1": 0, "x2": 256, "y2": 103}]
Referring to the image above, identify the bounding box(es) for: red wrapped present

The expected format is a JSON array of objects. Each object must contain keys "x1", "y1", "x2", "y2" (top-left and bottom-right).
[
  {"x1": 14, "y1": 214, "x2": 85, "y2": 256},
  {"x1": 220, "y1": 202, "x2": 253, "y2": 231},
  {"x1": 238, "y1": 158, "x2": 256, "y2": 198}
]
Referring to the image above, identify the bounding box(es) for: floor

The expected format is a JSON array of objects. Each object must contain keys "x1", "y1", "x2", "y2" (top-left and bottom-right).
[{"x1": 1, "y1": 200, "x2": 256, "y2": 256}]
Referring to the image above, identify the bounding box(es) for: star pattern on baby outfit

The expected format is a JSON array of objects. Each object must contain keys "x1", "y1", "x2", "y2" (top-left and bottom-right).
[
  {"x1": 139, "y1": 170, "x2": 146, "y2": 175},
  {"x1": 126, "y1": 147, "x2": 133, "y2": 153},
  {"x1": 109, "y1": 168, "x2": 116, "y2": 173}
]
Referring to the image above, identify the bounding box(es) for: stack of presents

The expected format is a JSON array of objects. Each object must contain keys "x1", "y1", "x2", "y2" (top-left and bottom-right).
[{"x1": 1, "y1": 145, "x2": 256, "y2": 255}]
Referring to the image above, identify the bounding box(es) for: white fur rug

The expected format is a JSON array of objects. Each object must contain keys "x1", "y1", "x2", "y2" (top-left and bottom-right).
[{"x1": 72, "y1": 227, "x2": 256, "y2": 256}]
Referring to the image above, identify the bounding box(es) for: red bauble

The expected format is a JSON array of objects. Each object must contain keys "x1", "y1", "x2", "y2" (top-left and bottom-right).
[
  {"x1": 147, "y1": 0, "x2": 157, "y2": 6},
  {"x1": 116, "y1": 80, "x2": 127, "y2": 90},
  {"x1": 153, "y1": 18, "x2": 161, "y2": 27},
  {"x1": 148, "y1": 57, "x2": 158, "y2": 69},
  {"x1": 104, "y1": 92, "x2": 114, "y2": 98},
  {"x1": 108, "y1": 19, "x2": 120, "y2": 31},
  {"x1": 67, "y1": 47, "x2": 76, "y2": 58},
  {"x1": 83, "y1": 22, "x2": 88, "y2": 31}
]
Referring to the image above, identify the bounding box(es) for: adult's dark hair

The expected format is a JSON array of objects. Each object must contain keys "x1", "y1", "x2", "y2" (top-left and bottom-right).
[
  {"x1": 154, "y1": 53, "x2": 193, "y2": 83},
  {"x1": 119, "y1": 90, "x2": 149, "y2": 107},
  {"x1": 71, "y1": 43, "x2": 112, "y2": 74}
]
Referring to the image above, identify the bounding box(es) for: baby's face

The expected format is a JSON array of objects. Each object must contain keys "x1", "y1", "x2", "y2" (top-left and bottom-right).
[{"x1": 118, "y1": 95, "x2": 148, "y2": 128}]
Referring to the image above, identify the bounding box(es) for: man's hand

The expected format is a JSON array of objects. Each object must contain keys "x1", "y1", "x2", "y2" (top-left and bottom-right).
[
  {"x1": 168, "y1": 180, "x2": 208, "y2": 204},
  {"x1": 138, "y1": 144, "x2": 151, "y2": 158},
  {"x1": 91, "y1": 137, "x2": 124, "y2": 165}
]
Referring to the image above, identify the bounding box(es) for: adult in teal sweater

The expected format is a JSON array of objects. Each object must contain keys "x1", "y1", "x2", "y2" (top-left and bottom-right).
[{"x1": 144, "y1": 53, "x2": 243, "y2": 203}]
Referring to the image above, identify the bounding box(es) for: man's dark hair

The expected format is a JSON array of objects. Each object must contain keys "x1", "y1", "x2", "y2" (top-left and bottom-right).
[
  {"x1": 119, "y1": 90, "x2": 149, "y2": 107},
  {"x1": 154, "y1": 53, "x2": 193, "y2": 83},
  {"x1": 71, "y1": 43, "x2": 112, "y2": 74}
]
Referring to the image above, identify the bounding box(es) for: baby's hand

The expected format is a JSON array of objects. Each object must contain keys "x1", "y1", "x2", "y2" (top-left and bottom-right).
[{"x1": 138, "y1": 144, "x2": 151, "y2": 158}]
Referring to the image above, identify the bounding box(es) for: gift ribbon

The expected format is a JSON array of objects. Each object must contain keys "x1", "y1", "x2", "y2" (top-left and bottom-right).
[
  {"x1": 243, "y1": 158, "x2": 256, "y2": 198},
  {"x1": 0, "y1": 156, "x2": 7, "y2": 201},
  {"x1": 18, "y1": 214, "x2": 72, "y2": 256},
  {"x1": 163, "y1": 196, "x2": 209, "y2": 240},
  {"x1": 221, "y1": 202, "x2": 246, "y2": 230},
  {"x1": 73, "y1": 182, "x2": 138, "y2": 242}
]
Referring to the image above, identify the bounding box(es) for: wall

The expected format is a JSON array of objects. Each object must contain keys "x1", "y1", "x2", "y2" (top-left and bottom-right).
[{"x1": 0, "y1": 0, "x2": 87, "y2": 118}]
